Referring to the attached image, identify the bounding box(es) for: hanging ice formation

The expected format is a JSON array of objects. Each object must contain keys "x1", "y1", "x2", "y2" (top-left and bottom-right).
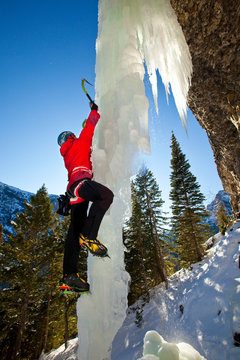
[{"x1": 77, "y1": 1, "x2": 192, "y2": 359}]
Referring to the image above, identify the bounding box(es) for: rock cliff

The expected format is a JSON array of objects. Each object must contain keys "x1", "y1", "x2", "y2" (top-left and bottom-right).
[{"x1": 170, "y1": 0, "x2": 240, "y2": 215}]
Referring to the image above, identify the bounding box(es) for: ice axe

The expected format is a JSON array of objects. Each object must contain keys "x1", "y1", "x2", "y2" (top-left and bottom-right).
[{"x1": 81, "y1": 78, "x2": 94, "y2": 103}]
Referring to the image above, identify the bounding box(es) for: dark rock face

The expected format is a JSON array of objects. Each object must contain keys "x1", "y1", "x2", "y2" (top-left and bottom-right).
[{"x1": 170, "y1": 0, "x2": 240, "y2": 215}]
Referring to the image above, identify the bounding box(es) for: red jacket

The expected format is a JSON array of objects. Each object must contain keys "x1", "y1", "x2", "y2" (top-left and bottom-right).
[{"x1": 60, "y1": 110, "x2": 100, "y2": 191}]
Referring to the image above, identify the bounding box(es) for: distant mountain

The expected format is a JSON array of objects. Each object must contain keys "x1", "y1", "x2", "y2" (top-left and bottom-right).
[
  {"x1": 0, "y1": 182, "x2": 59, "y2": 236},
  {"x1": 206, "y1": 189, "x2": 232, "y2": 233}
]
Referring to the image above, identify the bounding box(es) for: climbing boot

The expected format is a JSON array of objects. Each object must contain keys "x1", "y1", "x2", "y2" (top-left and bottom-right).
[
  {"x1": 79, "y1": 234, "x2": 109, "y2": 257},
  {"x1": 60, "y1": 273, "x2": 89, "y2": 294}
]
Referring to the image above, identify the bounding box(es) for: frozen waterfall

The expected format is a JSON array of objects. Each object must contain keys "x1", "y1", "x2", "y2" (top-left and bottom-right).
[{"x1": 77, "y1": 0, "x2": 192, "y2": 359}]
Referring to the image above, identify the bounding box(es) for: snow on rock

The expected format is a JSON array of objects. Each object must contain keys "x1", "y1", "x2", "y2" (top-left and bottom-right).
[
  {"x1": 206, "y1": 190, "x2": 232, "y2": 234},
  {"x1": 0, "y1": 181, "x2": 59, "y2": 237},
  {"x1": 0, "y1": 182, "x2": 33, "y2": 235}
]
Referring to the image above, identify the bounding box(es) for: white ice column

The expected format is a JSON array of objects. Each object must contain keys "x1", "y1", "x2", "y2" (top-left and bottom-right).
[{"x1": 77, "y1": 1, "x2": 192, "y2": 359}]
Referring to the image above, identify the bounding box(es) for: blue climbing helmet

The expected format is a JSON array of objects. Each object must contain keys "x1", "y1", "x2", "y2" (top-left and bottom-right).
[{"x1": 57, "y1": 131, "x2": 75, "y2": 146}]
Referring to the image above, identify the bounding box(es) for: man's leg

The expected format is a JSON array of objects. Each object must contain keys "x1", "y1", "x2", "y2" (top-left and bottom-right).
[
  {"x1": 63, "y1": 201, "x2": 89, "y2": 275},
  {"x1": 77, "y1": 180, "x2": 114, "y2": 239}
]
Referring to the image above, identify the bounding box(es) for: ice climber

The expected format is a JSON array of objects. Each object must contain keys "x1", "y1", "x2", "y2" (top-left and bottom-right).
[{"x1": 58, "y1": 102, "x2": 114, "y2": 293}]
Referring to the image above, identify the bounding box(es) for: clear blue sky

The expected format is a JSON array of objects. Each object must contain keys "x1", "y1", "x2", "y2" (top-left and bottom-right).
[{"x1": 0, "y1": 0, "x2": 222, "y2": 211}]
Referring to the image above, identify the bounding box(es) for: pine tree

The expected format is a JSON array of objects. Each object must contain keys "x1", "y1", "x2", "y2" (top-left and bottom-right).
[
  {"x1": 136, "y1": 167, "x2": 169, "y2": 285},
  {"x1": 124, "y1": 166, "x2": 171, "y2": 305},
  {"x1": 217, "y1": 202, "x2": 233, "y2": 234},
  {"x1": 123, "y1": 182, "x2": 150, "y2": 305},
  {"x1": 0, "y1": 186, "x2": 61, "y2": 359},
  {"x1": 169, "y1": 132, "x2": 211, "y2": 268}
]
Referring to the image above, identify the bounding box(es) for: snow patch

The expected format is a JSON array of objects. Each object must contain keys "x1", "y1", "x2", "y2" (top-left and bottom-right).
[{"x1": 140, "y1": 330, "x2": 206, "y2": 360}]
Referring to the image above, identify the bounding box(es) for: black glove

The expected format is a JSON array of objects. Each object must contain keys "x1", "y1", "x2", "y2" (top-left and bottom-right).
[
  {"x1": 56, "y1": 194, "x2": 71, "y2": 216},
  {"x1": 90, "y1": 102, "x2": 98, "y2": 111}
]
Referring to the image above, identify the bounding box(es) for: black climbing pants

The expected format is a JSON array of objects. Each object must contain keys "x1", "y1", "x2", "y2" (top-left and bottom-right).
[{"x1": 63, "y1": 180, "x2": 114, "y2": 275}]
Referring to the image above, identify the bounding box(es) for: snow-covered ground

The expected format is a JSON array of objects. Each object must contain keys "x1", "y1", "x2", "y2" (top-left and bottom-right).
[
  {"x1": 112, "y1": 222, "x2": 240, "y2": 360},
  {"x1": 41, "y1": 222, "x2": 240, "y2": 360},
  {"x1": 39, "y1": 338, "x2": 78, "y2": 360}
]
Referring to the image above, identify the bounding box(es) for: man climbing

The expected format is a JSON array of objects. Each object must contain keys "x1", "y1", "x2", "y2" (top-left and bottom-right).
[{"x1": 58, "y1": 102, "x2": 114, "y2": 293}]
